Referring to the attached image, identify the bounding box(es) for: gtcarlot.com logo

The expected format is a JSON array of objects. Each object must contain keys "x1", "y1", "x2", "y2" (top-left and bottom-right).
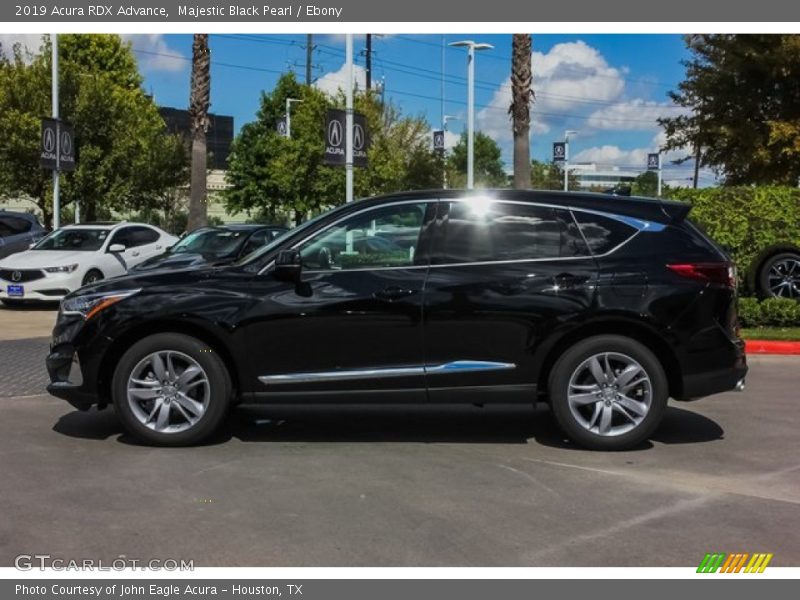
[
  {"x1": 697, "y1": 552, "x2": 773, "y2": 573},
  {"x1": 14, "y1": 554, "x2": 194, "y2": 571}
]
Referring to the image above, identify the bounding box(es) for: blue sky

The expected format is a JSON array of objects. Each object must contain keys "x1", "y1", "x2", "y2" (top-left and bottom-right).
[{"x1": 1, "y1": 32, "x2": 708, "y2": 185}]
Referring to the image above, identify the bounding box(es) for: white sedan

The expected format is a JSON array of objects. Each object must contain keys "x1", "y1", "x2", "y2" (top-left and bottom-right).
[{"x1": 0, "y1": 222, "x2": 177, "y2": 305}]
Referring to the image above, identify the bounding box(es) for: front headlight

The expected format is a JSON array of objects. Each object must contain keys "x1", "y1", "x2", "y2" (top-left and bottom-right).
[
  {"x1": 60, "y1": 289, "x2": 141, "y2": 320},
  {"x1": 44, "y1": 264, "x2": 79, "y2": 273}
]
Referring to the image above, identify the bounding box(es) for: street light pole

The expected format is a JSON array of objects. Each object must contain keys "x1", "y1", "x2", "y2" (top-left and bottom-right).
[
  {"x1": 450, "y1": 40, "x2": 493, "y2": 190},
  {"x1": 345, "y1": 34, "x2": 354, "y2": 204},
  {"x1": 51, "y1": 33, "x2": 60, "y2": 229}
]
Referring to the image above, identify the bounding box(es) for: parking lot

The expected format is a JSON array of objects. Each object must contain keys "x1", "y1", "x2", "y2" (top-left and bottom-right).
[{"x1": 1, "y1": 304, "x2": 799, "y2": 567}]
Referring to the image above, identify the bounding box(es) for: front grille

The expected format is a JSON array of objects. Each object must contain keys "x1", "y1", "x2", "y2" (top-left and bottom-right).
[{"x1": 0, "y1": 269, "x2": 45, "y2": 283}]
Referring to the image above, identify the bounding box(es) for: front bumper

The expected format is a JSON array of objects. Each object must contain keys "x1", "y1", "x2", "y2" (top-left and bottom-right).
[
  {"x1": 0, "y1": 271, "x2": 82, "y2": 301},
  {"x1": 45, "y1": 343, "x2": 98, "y2": 410}
]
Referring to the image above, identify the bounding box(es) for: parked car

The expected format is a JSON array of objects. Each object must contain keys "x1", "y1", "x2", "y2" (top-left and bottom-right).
[
  {"x1": 0, "y1": 222, "x2": 177, "y2": 305},
  {"x1": 46, "y1": 190, "x2": 747, "y2": 449},
  {"x1": 0, "y1": 210, "x2": 46, "y2": 259},
  {"x1": 131, "y1": 224, "x2": 287, "y2": 273}
]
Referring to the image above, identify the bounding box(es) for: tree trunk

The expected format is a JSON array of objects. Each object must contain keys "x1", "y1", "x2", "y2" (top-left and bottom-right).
[
  {"x1": 188, "y1": 34, "x2": 211, "y2": 232},
  {"x1": 510, "y1": 34, "x2": 533, "y2": 190}
]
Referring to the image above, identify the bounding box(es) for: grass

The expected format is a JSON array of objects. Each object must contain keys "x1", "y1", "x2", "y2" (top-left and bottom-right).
[{"x1": 740, "y1": 327, "x2": 800, "y2": 341}]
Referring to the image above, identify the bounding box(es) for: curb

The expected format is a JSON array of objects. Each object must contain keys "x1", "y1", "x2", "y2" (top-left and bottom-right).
[{"x1": 745, "y1": 340, "x2": 800, "y2": 355}]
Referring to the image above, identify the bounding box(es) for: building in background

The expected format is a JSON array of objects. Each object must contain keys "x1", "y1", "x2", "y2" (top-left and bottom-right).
[
  {"x1": 158, "y1": 107, "x2": 234, "y2": 171},
  {"x1": 570, "y1": 163, "x2": 639, "y2": 191}
]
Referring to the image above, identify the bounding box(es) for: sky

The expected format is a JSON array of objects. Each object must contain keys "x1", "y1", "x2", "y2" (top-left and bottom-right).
[{"x1": 1, "y1": 33, "x2": 714, "y2": 186}]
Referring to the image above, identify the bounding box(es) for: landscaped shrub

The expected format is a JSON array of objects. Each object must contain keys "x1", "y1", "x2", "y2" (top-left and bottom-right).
[{"x1": 737, "y1": 296, "x2": 800, "y2": 327}]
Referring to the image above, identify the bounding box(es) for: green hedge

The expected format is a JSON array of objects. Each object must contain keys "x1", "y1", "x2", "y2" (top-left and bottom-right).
[
  {"x1": 738, "y1": 297, "x2": 800, "y2": 327},
  {"x1": 665, "y1": 186, "x2": 800, "y2": 282}
]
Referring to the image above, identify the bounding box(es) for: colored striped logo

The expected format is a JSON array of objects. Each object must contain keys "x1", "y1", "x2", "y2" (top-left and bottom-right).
[{"x1": 697, "y1": 552, "x2": 773, "y2": 573}]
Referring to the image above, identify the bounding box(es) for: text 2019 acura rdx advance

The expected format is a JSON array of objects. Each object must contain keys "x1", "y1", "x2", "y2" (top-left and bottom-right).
[{"x1": 46, "y1": 190, "x2": 747, "y2": 449}]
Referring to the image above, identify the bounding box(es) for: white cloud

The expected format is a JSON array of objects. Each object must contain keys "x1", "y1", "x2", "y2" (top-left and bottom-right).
[
  {"x1": 122, "y1": 34, "x2": 185, "y2": 73},
  {"x1": 573, "y1": 144, "x2": 650, "y2": 167},
  {"x1": 587, "y1": 99, "x2": 688, "y2": 131},
  {"x1": 0, "y1": 34, "x2": 45, "y2": 60},
  {"x1": 477, "y1": 41, "x2": 627, "y2": 145},
  {"x1": 314, "y1": 63, "x2": 367, "y2": 96}
]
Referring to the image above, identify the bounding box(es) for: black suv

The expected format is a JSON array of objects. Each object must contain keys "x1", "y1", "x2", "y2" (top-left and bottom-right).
[{"x1": 46, "y1": 190, "x2": 747, "y2": 449}]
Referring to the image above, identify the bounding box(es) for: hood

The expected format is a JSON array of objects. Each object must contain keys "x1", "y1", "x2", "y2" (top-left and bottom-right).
[
  {"x1": 0, "y1": 249, "x2": 90, "y2": 269},
  {"x1": 131, "y1": 252, "x2": 234, "y2": 272}
]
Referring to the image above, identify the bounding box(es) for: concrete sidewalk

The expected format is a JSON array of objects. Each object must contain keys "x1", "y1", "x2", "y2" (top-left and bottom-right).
[{"x1": 0, "y1": 303, "x2": 57, "y2": 341}]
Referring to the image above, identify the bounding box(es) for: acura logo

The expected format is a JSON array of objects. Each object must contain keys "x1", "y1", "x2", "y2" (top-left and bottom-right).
[
  {"x1": 60, "y1": 130, "x2": 72, "y2": 155},
  {"x1": 327, "y1": 119, "x2": 343, "y2": 147},
  {"x1": 42, "y1": 128, "x2": 56, "y2": 153},
  {"x1": 353, "y1": 124, "x2": 365, "y2": 151},
  {"x1": 11, "y1": 271, "x2": 21, "y2": 282}
]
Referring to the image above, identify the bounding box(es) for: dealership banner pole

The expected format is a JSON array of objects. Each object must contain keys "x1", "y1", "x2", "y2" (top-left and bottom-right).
[
  {"x1": 657, "y1": 154, "x2": 663, "y2": 197},
  {"x1": 345, "y1": 34, "x2": 354, "y2": 204},
  {"x1": 51, "y1": 33, "x2": 60, "y2": 230}
]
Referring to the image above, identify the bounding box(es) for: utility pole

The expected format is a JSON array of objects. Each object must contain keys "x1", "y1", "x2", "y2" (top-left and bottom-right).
[
  {"x1": 365, "y1": 34, "x2": 372, "y2": 91},
  {"x1": 693, "y1": 142, "x2": 700, "y2": 189},
  {"x1": 305, "y1": 34, "x2": 313, "y2": 85},
  {"x1": 51, "y1": 33, "x2": 60, "y2": 230},
  {"x1": 285, "y1": 98, "x2": 303, "y2": 139},
  {"x1": 345, "y1": 34, "x2": 354, "y2": 203}
]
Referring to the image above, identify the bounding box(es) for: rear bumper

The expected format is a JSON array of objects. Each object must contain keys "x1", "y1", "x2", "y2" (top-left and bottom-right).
[{"x1": 676, "y1": 339, "x2": 748, "y2": 400}]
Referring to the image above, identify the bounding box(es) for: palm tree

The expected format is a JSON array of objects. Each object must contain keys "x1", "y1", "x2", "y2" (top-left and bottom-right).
[
  {"x1": 509, "y1": 34, "x2": 534, "y2": 189},
  {"x1": 187, "y1": 34, "x2": 210, "y2": 231}
]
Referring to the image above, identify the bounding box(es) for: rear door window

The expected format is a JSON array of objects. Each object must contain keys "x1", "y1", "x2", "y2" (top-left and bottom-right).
[{"x1": 434, "y1": 200, "x2": 589, "y2": 264}]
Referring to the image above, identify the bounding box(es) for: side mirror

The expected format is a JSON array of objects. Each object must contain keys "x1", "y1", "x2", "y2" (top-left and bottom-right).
[
  {"x1": 108, "y1": 243, "x2": 126, "y2": 254},
  {"x1": 274, "y1": 249, "x2": 302, "y2": 282}
]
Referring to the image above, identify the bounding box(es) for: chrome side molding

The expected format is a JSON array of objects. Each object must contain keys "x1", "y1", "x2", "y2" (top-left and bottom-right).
[{"x1": 258, "y1": 360, "x2": 516, "y2": 385}]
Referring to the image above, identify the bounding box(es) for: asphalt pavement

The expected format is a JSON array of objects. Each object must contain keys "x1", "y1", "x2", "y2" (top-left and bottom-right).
[{"x1": 0, "y1": 306, "x2": 798, "y2": 567}]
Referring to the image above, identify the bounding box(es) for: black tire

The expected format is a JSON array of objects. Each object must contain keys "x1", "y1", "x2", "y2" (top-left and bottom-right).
[
  {"x1": 112, "y1": 333, "x2": 232, "y2": 446},
  {"x1": 82, "y1": 269, "x2": 104, "y2": 286},
  {"x1": 548, "y1": 335, "x2": 668, "y2": 451},
  {"x1": 758, "y1": 251, "x2": 800, "y2": 300}
]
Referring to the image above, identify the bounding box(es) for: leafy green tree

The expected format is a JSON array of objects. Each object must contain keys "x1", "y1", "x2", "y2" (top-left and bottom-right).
[
  {"x1": 631, "y1": 171, "x2": 659, "y2": 197},
  {"x1": 447, "y1": 132, "x2": 507, "y2": 188},
  {"x1": 530, "y1": 159, "x2": 577, "y2": 190},
  {"x1": 660, "y1": 34, "x2": 800, "y2": 185},
  {"x1": 225, "y1": 73, "x2": 444, "y2": 225},
  {"x1": 0, "y1": 35, "x2": 186, "y2": 226}
]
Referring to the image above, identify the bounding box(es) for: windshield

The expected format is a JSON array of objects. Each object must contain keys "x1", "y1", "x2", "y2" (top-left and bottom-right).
[
  {"x1": 33, "y1": 228, "x2": 110, "y2": 251},
  {"x1": 172, "y1": 229, "x2": 248, "y2": 256}
]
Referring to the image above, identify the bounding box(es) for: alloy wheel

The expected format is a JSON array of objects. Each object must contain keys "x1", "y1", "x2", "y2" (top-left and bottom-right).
[
  {"x1": 767, "y1": 257, "x2": 800, "y2": 299},
  {"x1": 127, "y1": 350, "x2": 210, "y2": 433},
  {"x1": 567, "y1": 352, "x2": 652, "y2": 437}
]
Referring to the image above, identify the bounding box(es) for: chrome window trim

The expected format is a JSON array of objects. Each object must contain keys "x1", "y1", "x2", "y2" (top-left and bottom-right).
[
  {"x1": 257, "y1": 196, "x2": 663, "y2": 275},
  {"x1": 258, "y1": 360, "x2": 516, "y2": 385}
]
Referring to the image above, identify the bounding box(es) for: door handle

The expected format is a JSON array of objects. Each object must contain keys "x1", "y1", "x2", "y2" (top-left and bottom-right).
[
  {"x1": 131, "y1": 251, "x2": 140, "y2": 257},
  {"x1": 373, "y1": 286, "x2": 416, "y2": 301},
  {"x1": 155, "y1": 245, "x2": 163, "y2": 250}
]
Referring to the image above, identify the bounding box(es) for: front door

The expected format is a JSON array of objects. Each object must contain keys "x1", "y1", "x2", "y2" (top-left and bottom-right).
[
  {"x1": 246, "y1": 200, "x2": 437, "y2": 400},
  {"x1": 423, "y1": 198, "x2": 598, "y2": 402}
]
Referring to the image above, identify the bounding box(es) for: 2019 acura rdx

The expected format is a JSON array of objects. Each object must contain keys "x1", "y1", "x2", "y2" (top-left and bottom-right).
[{"x1": 46, "y1": 190, "x2": 747, "y2": 449}]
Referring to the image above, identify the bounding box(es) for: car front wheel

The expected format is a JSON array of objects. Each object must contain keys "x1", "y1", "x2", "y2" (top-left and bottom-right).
[
  {"x1": 112, "y1": 333, "x2": 231, "y2": 446},
  {"x1": 548, "y1": 335, "x2": 668, "y2": 450}
]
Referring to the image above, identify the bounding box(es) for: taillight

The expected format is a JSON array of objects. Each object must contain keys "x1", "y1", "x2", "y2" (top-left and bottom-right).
[{"x1": 667, "y1": 262, "x2": 735, "y2": 287}]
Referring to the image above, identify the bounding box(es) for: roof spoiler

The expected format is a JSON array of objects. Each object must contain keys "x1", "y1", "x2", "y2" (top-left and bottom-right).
[{"x1": 659, "y1": 199, "x2": 691, "y2": 224}]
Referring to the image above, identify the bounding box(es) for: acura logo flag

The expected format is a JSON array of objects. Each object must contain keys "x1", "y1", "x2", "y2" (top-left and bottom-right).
[
  {"x1": 553, "y1": 142, "x2": 566, "y2": 162},
  {"x1": 40, "y1": 118, "x2": 76, "y2": 172},
  {"x1": 324, "y1": 109, "x2": 369, "y2": 168}
]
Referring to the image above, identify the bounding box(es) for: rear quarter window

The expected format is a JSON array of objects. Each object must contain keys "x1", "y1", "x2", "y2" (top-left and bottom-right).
[{"x1": 572, "y1": 211, "x2": 637, "y2": 255}]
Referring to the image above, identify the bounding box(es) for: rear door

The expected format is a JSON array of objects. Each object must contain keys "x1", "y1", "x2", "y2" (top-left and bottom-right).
[{"x1": 423, "y1": 198, "x2": 597, "y2": 402}]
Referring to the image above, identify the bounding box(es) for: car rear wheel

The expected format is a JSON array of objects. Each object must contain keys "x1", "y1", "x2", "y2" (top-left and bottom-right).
[
  {"x1": 112, "y1": 333, "x2": 231, "y2": 446},
  {"x1": 548, "y1": 335, "x2": 668, "y2": 450},
  {"x1": 82, "y1": 269, "x2": 104, "y2": 286},
  {"x1": 759, "y1": 252, "x2": 800, "y2": 299}
]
